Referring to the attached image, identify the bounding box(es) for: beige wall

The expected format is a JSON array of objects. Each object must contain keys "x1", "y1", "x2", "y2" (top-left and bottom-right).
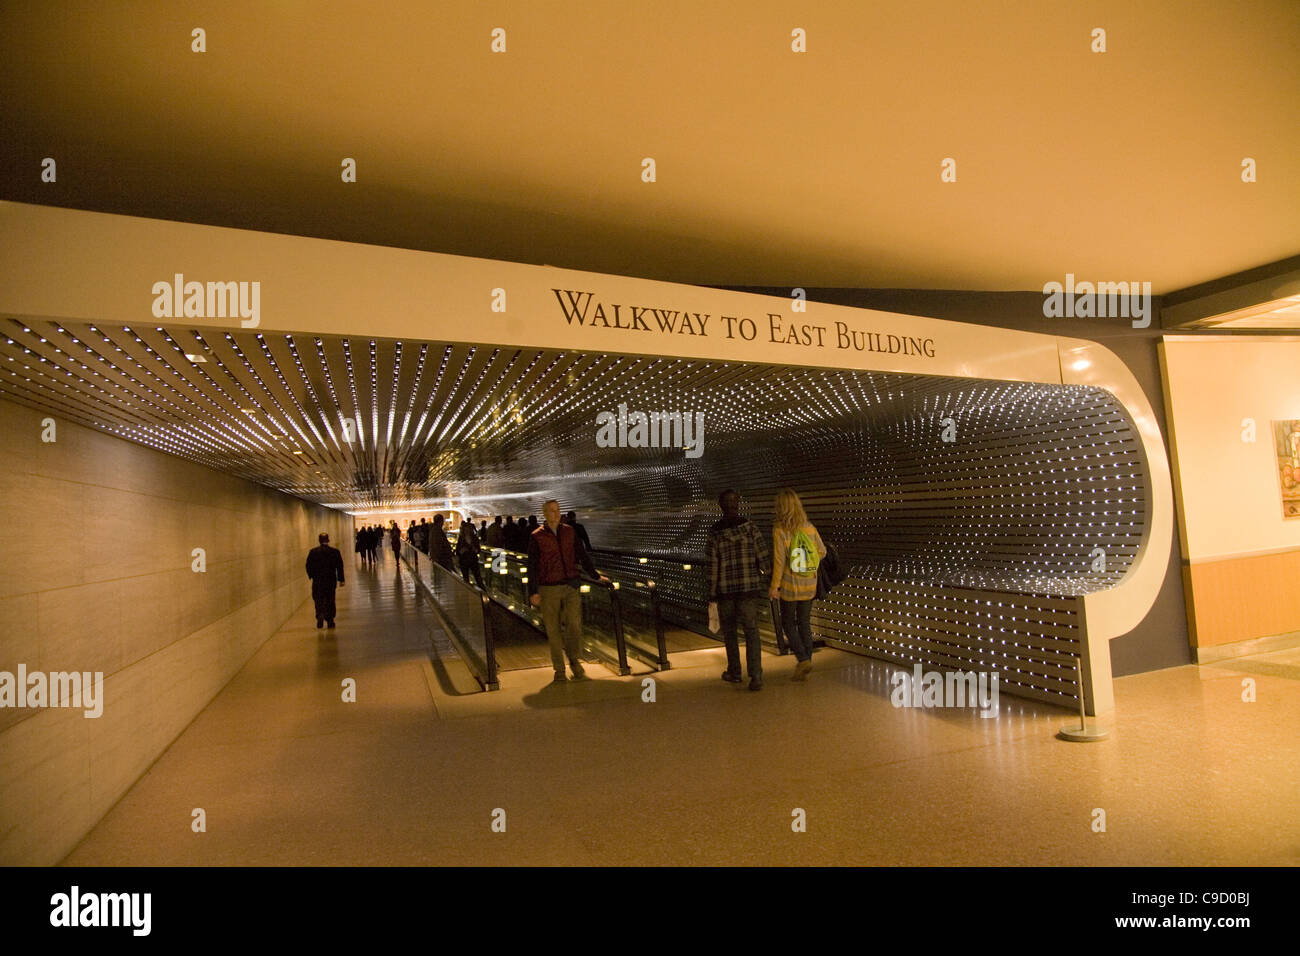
[
  {"x1": 1160, "y1": 336, "x2": 1300, "y2": 647},
  {"x1": 1161, "y1": 336, "x2": 1300, "y2": 561},
  {"x1": 0, "y1": 398, "x2": 348, "y2": 864}
]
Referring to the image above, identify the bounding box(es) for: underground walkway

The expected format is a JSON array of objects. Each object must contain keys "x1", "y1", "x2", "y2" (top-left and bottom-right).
[{"x1": 60, "y1": 547, "x2": 1300, "y2": 866}]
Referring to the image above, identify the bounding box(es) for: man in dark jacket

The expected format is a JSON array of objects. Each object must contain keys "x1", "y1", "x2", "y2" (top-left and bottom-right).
[
  {"x1": 430, "y1": 514, "x2": 456, "y2": 570},
  {"x1": 503, "y1": 516, "x2": 521, "y2": 552},
  {"x1": 528, "y1": 500, "x2": 608, "y2": 682},
  {"x1": 306, "y1": 532, "x2": 345, "y2": 629},
  {"x1": 707, "y1": 489, "x2": 771, "y2": 690},
  {"x1": 564, "y1": 511, "x2": 593, "y2": 551}
]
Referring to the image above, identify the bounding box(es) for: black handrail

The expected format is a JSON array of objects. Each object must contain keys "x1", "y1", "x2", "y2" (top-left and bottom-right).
[
  {"x1": 648, "y1": 584, "x2": 670, "y2": 668},
  {"x1": 500, "y1": 543, "x2": 794, "y2": 660},
  {"x1": 487, "y1": 545, "x2": 647, "y2": 674},
  {"x1": 475, "y1": 547, "x2": 639, "y2": 675},
  {"x1": 592, "y1": 545, "x2": 791, "y2": 655},
  {"x1": 581, "y1": 576, "x2": 630, "y2": 676},
  {"x1": 479, "y1": 592, "x2": 499, "y2": 689},
  {"x1": 430, "y1": 543, "x2": 674, "y2": 677},
  {"x1": 601, "y1": 578, "x2": 671, "y2": 670}
]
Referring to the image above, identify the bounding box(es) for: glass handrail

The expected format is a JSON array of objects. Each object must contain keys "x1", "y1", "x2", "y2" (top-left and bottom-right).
[
  {"x1": 588, "y1": 547, "x2": 788, "y2": 654},
  {"x1": 478, "y1": 548, "x2": 640, "y2": 675},
  {"x1": 408, "y1": 540, "x2": 678, "y2": 679},
  {"x1": 401, "y1": 541, "x2": 499, "y2": 690}
]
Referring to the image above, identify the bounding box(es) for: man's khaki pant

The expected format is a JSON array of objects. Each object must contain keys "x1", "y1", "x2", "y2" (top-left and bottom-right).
[{"x1": 538, "y1": 583, "x2": 584, "y2": 674}]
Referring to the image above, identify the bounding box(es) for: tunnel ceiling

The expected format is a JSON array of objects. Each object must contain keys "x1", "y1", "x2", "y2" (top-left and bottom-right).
[
  {"x1": 2, "y1": 318, "x2": 1149, "y2": 595},
  {"x1": 3, "y1": 317, "x2": 1051, "y2": 510}
]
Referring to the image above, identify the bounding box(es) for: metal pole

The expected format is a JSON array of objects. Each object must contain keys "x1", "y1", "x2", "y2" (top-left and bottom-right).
[{"x1": 1058, "y1": 656, "x2": 1110, "y2": 742}]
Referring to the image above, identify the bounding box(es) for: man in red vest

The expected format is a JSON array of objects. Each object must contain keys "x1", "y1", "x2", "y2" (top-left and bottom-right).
[{"x1": 528, "y1": 499, "x2": 608, "y2": 682}]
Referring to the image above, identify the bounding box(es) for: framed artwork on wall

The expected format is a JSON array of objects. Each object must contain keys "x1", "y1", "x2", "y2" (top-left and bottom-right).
[{"x1": 1272, "y1": 420, "x2": 1300, "y2": 518}]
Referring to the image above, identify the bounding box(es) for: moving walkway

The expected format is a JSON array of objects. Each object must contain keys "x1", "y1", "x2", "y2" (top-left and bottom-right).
[{"x1": 399, "y1": 541, "x2": 679, "y2": 690}]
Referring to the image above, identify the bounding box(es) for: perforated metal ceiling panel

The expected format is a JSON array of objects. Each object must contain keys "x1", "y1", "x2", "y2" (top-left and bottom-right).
[{"x1": 2, "y1": 320, "x2": 1147, "y2": 598}]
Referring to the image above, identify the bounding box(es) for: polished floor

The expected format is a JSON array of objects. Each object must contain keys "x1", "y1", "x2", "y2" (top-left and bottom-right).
[{"x1": 61, "y1": 549, "x2": 1300, "y2": 866}]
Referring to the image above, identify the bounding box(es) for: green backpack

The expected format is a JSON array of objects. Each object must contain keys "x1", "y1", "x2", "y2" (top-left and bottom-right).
[{"x1": 788, "y1": 528, "x2": 820, "y2": 576}]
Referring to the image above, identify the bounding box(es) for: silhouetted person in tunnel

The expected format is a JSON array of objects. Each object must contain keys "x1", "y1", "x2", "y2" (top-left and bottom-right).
[
  {"x1": 564, "y1": 511, "x2": 593, "y2": 551},
  {"x1": 306, "y1": 532, "x2": 345, "y2": 629},
  {"x1": 457, "y1": 518, "x2": 486, "y2": 588},
  {"x1": 708, "y1": 490, "x2": 771, "y2": 690},
  {"x1": 388, "y1": 520, "x2": 402, "y2": 562},
  {"x1": 407, "y1": 520, "x2": 420, "y2": 568},
  {"x1": 508, "y1": 516, "x2": 527, "y2": 552},
  {"x1": 529, "y1": 499, "x2": 608, "y2": 682},
  {"x1": 430, "y1": 514, "x2": 456, "y2": 570},
  {"x1": 485, "y1": 516, "x2": 504, "y2": 549}
]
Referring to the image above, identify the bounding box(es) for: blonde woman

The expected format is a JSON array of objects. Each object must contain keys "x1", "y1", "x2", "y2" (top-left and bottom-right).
[{"x1": 768, "y1": 488, "x2": 826, "y2": 681}]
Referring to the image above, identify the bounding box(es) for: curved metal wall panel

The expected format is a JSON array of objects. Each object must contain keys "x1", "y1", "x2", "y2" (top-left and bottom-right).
[
  {"x1": 483, "y1": 374, "x2": 1144, "y2": 710},
  {"x1": 570, "y1": 378, "x2": 1147, "y2": 595},
  {"x1": 814, "y1": 579, "x2": 1085, "y2": 708}
]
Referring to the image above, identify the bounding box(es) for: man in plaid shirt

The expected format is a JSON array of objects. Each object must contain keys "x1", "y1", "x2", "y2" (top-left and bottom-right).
[{"x1": 707, "y1": 489, "x2": 771, "y2": 691}]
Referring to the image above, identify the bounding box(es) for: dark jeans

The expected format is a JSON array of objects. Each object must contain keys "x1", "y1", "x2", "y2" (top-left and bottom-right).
[
  {"x1": 459, "y1": 556, "x2": 485, "y2": 588},
  {"x1": 780, "y1": 598, "x2": 813, "y2": 662},
  {"x1": 719, "y1": 594, "x2": 763, "y2": 681}
]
